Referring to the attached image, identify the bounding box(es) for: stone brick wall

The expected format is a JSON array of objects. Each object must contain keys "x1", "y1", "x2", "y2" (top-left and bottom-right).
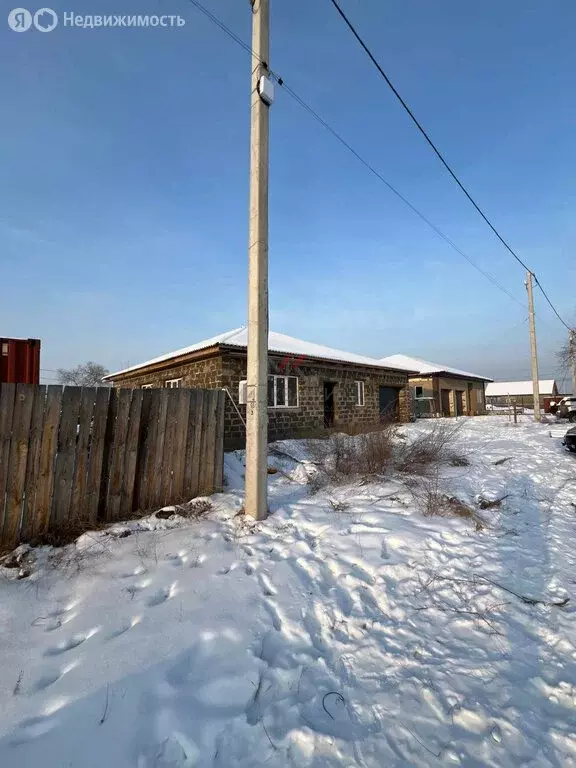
[
  {"x1": 221, "y1": 352, "x2": 410, "y2": 449},
  {"x1": 111, "y1": 349, "x2": 411, "y2": 450},
  {"x1": 113, "y1": 355, "x2": 224, "y2": 391}
]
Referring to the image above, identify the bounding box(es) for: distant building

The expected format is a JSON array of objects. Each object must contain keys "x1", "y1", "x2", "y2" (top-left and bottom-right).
[
  {"x1": 485, "y1": 380, "x2": 559, "y2": 409},
  {"x1": 378, "y1": 354, "x2": 492, "y2": 417},
  {"x1": 0, "y1": 337, "x2": 40, "y2": 385}
]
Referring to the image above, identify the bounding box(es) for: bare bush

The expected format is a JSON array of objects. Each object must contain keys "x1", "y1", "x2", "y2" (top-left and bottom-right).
[
  {"x1": 412, "y1": 473, "x2": 485, "y2": 530},
  {"x1": 328, "y1": 497, "x2": 350, "y2": 513},
  {"x1": 307, "y1": 424, "x2": 395, "y2": 482},
  {"x1": 395, "y1": 421, "x2": 464, "y2": 475}
]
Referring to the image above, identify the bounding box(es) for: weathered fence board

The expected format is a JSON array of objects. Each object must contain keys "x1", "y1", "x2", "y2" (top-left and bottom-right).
[
  {"x1": 213, "y1": 389, "x2": 225, "y2": 493},
  {"x1": 21, "y1": 386, "x2": 47, "y2": 540},
  {"x1": 150, "y1": 389, "x2": 169, "y2": 509},
  {"x1": 34, "y1": 386, "x2": 63, "y2": 537},
  {"x1": 3, "y1": 385, "x2": 34, "y2": 548},
  {"x1": 0, "y1": 383, "x2": 16, "y2": 534},
  {"x1": 136, "y1": 389, "x2": 159, "y2": 513},
  {"x1": 52, "y1": 387, "x2": 82, "y2": 526},
  {"x1": 106, "y1": 388, "x2": 132, "y2": 522},
  {"x1": 199, "y1": 390, "x2": 218, "y2": 496},
  {"x1": 0, "y1": 384, "x2": 225, "y2": 550},
  {"x1": 85, "y1": 387, "x2": 111, "y2": 526},
  {"x1": 189, "y1": 389, "x2": 205, "y2": 499},
  {"x1": 120, "y1": 389, "x2": 143, "y2": 519},
  {"x1": 70, "y1": 388, "x2": 95, "y2": 524},
  {"x1": 171, "y1": 389, "x2": 191, "y2": 504}
]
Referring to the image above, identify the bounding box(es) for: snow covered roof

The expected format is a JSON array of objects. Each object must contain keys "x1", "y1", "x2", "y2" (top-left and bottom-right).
[
  {"x1": 378, "y1": 354, "x2": 492, "y2": 382},
  {"x1": 485, "y1": 380, "x2": 557, "y2": 397},
  {"x1": 105, "y1": 327, "x2": 418, "y2": 379}
]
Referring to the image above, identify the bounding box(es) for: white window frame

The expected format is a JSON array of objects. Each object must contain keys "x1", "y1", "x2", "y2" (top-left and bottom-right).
[
  {"x1": 355, "y1": 380, "x2": 365, "y2": 407},
  {"x1": 238, "y1": 380, "x2": 248, "y2": 405},
  {"x1": 142, "y1": 384, "x2": 154, "y2": 389},
  {"x1": 165, "y1": 378, "x2": 182, "y2": 388},
  {"x1": 268, "y1": 374, "x2": 299, "y2": 408}
]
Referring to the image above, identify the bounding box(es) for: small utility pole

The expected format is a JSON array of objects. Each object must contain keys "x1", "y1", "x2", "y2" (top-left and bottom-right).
[
  {"x1": 570, "y1": 329, "x2": 576, "y2": 396},
  {"x1": 245, "y1": 0, "x2": 272, "y2": 520},
  {"x1": 526, "y1": 271, "x2": 541, "y2": 422}
]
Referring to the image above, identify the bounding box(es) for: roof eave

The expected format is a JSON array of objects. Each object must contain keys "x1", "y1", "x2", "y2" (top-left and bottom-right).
[
  {"x1": 105, "y1": 342, "x2": 418, "y2": 380},
  {"x1": 221, "y1": 344, "x2": 417, "y2": 373}
]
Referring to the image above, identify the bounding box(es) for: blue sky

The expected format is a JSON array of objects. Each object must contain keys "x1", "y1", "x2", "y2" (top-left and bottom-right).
[{"x1": 1, "y1": 0, "x2": 574, "y2": 384}]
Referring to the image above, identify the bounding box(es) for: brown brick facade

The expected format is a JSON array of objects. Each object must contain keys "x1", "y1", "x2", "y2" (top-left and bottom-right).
[{"x1": 111, "y1": 349, "x2": 411, "y2": 450}]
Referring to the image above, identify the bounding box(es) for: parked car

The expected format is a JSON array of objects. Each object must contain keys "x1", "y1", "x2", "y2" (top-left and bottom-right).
[
  {"x1": 557, "y1": 396, "x2": 576, "y2": 422},
  {"x1": 563, "y1": 426, "x2": 576, "y2": 453}
]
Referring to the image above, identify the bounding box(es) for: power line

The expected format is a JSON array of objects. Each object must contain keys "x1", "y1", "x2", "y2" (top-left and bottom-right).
[
  {"x1": 186, "y1": 0, "x2": 525, "y2": 310},
  {"x1": 328, "y1": 0, "x2": 572, "y2": 331},
  {"x1": 533, "y1": 277, "x2": 571, "y2": 330}
]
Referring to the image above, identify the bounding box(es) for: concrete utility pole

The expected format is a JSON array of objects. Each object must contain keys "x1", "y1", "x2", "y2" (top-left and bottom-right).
[
  {"x1": 525, "y1": 271, "x2": 541, "y2": 422},
  {"x1": 245, "y1": 0, "x2": 271, "y2": 520},
  {"x1": 570, "y1": 329, "x2": 576, "y2": 396}
]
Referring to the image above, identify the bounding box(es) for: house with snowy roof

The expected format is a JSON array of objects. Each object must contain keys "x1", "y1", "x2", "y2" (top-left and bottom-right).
[
  {"x1": 378, "y1": 354, "x2": 492, "y2": 418},
  {"x1": 104, "y1": 328, "x2": 416, "y2": 449},
  {"x1": 485, "y1": 379, "x2": 559, "y2": 410}
]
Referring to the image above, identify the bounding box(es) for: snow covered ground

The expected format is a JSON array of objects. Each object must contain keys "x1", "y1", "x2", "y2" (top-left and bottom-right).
[{"x1": 1, "y1": 416, "x2": 575, "y2": 767}]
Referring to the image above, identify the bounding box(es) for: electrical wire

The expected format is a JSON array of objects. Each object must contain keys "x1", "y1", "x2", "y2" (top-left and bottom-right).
[
  {"x1": 328, "y1": 0, "x2": 572, "y2": 331},
  {"x1": 185, "y1": 0, "x2": 525, "y2": 310}
]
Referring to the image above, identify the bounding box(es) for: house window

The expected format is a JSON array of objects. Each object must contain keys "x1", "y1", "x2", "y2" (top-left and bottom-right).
[
  {"x1": 165, "y1": 378, "x2": 182, "y2": 388},
  {"x1": 268, "y1": 375, "x2": 298, "y2": 408},
  {"x1": 142, "y1": 384, "x2": 154, "y2": 389},
  {"x1": 415, "y1": 386, "x2": 423, "y2": 398},
  {"x1": 1, "y1": 343, "x2": 7, "y2": 356},
  {"x1": 355, "y1": 380, "x2": 365, "y2": 406}
]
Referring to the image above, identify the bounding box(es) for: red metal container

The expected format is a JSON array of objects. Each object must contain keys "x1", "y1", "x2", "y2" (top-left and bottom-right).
[{"x1": 0, "y1": 337, "x2": 41, "y2": 384}]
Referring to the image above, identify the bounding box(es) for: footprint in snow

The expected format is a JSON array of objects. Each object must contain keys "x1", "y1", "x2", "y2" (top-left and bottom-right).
[
  {"x1": 262, "y1": 599, "x2": 283, "y2": 631},
  {"x1": 117, "y1": 565, "x2": 147, "y2": 579},
  {"x1": 10, "y1": 714, "x2": 57, "y2": 745},
  {"x1": 105, "y1": 616, "x2": 142, "y2": 642},
  {"x1": 32, "y1": 602, "x2": 79, "y2": 632},
  {"x1": 44, "y1": 627, "x2": 99, "y2": 657},
  {"x1": 29, "y1": 661, "x2": 77, "y2": 693},
  {"x1": 165, "y1": 551, "x2": 189, "y2": 567},
  {"x1": 218, "y1": 562, "x2": 240, "y2": 575},
  {"x1": 146, "y1": 583, "x2": 177, "y2": 607},
  {"x1": 257, "y1": 573, "x2": 277, "y2": 596},
  {"x1": 126, "y1": 577, "x2": 153, "y2": 599}
]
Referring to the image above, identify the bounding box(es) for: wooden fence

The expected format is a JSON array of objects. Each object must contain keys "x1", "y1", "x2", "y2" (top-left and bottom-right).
[{"x1": 0, "y1": 384, "x2": 225, "y2": 551}]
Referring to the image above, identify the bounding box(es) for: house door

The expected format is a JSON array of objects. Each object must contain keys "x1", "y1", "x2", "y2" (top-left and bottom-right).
[
  {"x1": 379, "y1": 386, "x2": 399, "y2": 422},
  {"x1": 455, "y1": 390, "x2": 464, "y2": 416},
  {"x1": 440, "y1": 389, "x2": 451, "y2": 417},
  {"x1": 323, "y1": 382, "x2": 336, "y2": 427}
]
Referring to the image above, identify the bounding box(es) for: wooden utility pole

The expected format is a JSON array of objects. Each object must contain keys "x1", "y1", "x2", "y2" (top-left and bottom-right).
[
  {"x1": 245, "y1": 0, "x2": 271, "y2": 520},
  {"x1": 570, "y1": 329, "x2": 576, "y2": 396},
  {"x1": 526, "y1": 271, "x2": 541, "y2": 422}
]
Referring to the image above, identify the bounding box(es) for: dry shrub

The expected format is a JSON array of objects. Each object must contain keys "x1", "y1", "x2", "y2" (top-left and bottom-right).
[
  {"x1": 395, "y1": 421, "x2": 464, "y2": 475},
  {"x1": 27, "y1": 519, "x2": 108, "y2": 549},
  {"x1": 172, "y1": 498, "x2": 213, "y2": 519},
  {"x1": 413, "y1": 474, "x2": 485, "y2": 531},
  {"x1": 308, "y1": 424, "x2": 395, "y2": 482}
]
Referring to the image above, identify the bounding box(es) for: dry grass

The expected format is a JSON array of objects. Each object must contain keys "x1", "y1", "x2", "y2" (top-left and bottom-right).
[
  {"x1": 395, "y1": 422, "x2": 465, "y2": 475},
  {"x1": 412, "y1": 473, "x2": 485, "y2": 531},
  {"x1": 306, "y1": 420, "x2": 469, "y2": 492},
  {"x1": 27, "y1": 519, "x2": 109, "y2": 549},
  {"x1": 307, "y1": 423, "x2": 395, "y2": 483}
]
